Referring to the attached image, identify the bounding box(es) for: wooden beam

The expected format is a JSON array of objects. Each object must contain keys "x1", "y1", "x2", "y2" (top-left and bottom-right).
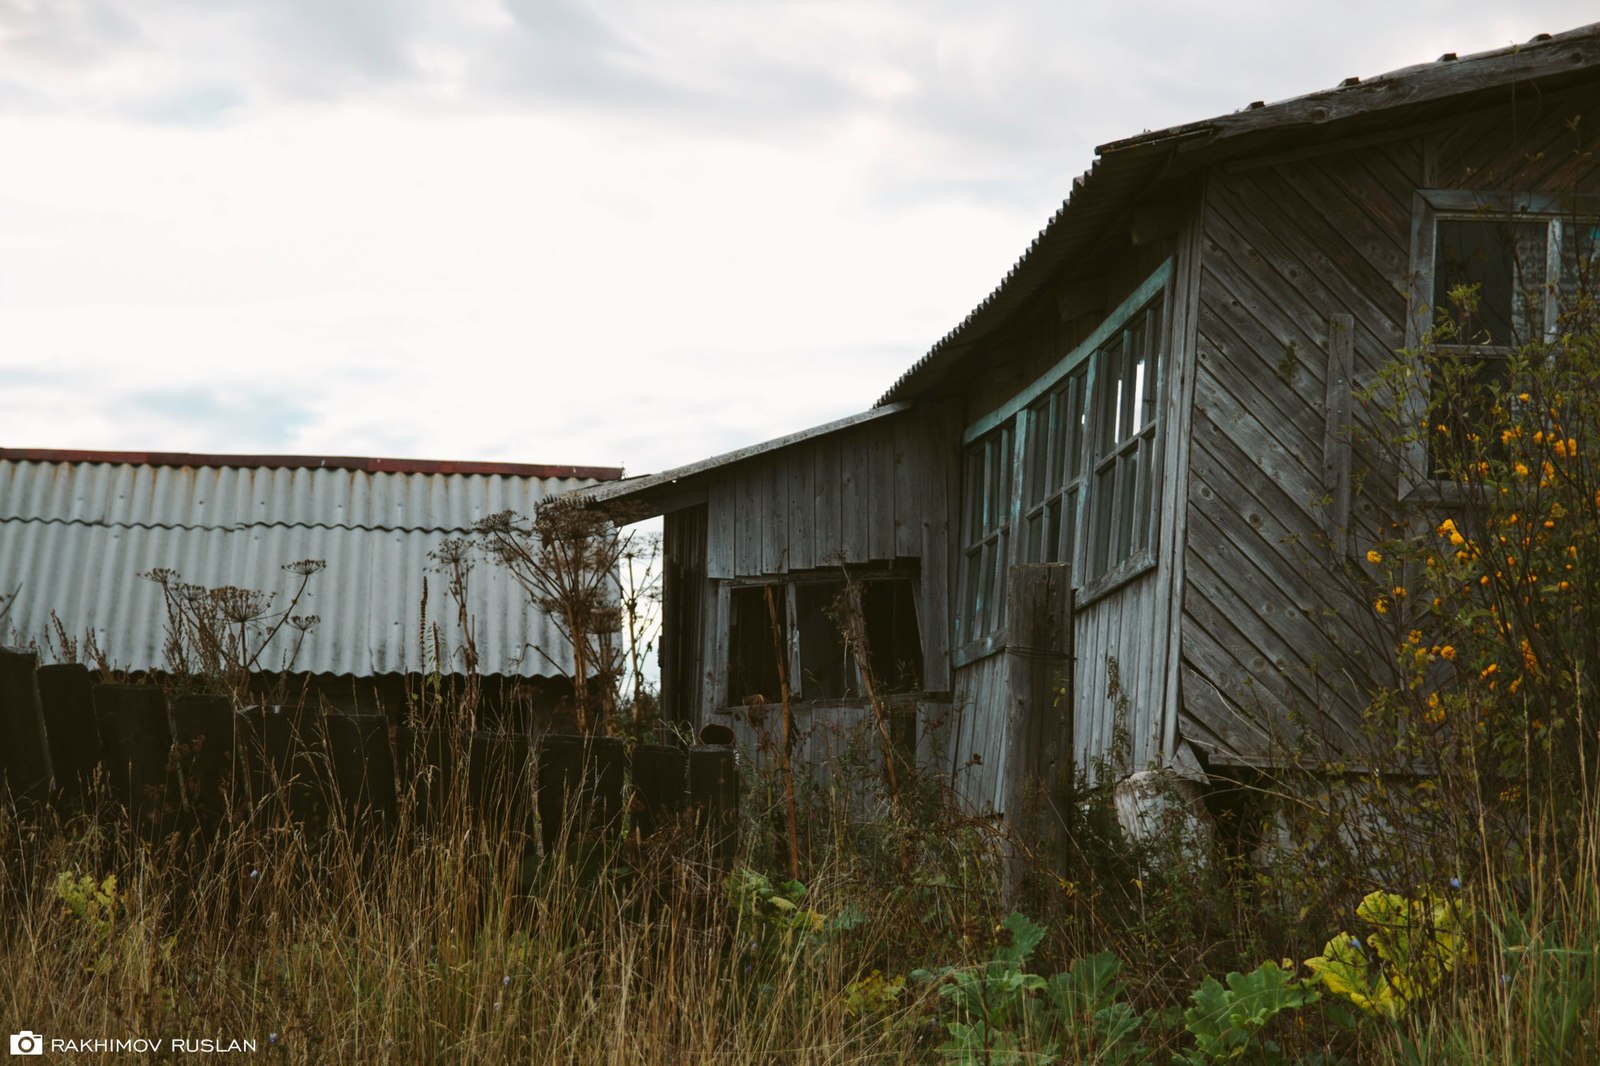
[
  {"x1": 1001, "y1": 563, "x2": 1074, "y2": 880},
  {"x1": 1322, "y1": 313, "x2": 1354, "y2": 559}
]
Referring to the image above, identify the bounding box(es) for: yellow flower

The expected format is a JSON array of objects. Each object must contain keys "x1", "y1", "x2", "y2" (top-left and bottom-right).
[
  {"x1": 1374, "y1": 597, "x2": 1390, "y2": 615},
  {"x1": 1366, "y1": 549, "x2": 1383, "y2": 565},
  {"x1": 1438, "y1": 518, "x2": 1465, "y2": 546},
  {"x1": 1480, "y1": 663, "x2": 1498, "y2": 679},
  {"x1": 1407, "y1": 629, "x2": 1423, "y2": 645},
  {"x1": 1440, "y1": 645, "x2": 1456, "y2": 660},
  {"x1": 1425, "y1": 692, "x2": 1444, "y2": 723},
  {"x1": 1391, "y1": 586, "x2": 1407, "y2": 599},
  {"x1": 1514, "y1": 462, "x2": 1531, "y2": 478}
]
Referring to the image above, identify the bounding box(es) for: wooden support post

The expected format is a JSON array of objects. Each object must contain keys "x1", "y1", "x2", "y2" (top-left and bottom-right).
[
  {"x1": 1323, "y1": 313, "x2": 1354, "y2": 558},
  {"x1": 1001, "y1": 564, "x2": 1075, "y2": 883}
]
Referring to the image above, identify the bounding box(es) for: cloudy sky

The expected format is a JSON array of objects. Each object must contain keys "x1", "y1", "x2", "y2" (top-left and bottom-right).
[{"x1": 1, "y1": 2, "x2": 1594, "y2": 477}]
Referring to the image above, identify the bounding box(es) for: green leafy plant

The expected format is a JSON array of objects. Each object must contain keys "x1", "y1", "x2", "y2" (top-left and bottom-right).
[
  {"x1": 1304, "y1": 889, "x2": 1471, "y2": 1019},
  {"x1": 1175, "y1": 960, "x2": 1320, "y2": 1065},
  {"x1": 912, "y1": 913, "x2": 1149, "y2": 1065}
]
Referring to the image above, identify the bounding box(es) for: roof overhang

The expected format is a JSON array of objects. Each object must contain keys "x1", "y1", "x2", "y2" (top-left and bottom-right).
[{"x1": 568, "y1": 403, "x2": 913, "y2": 521}]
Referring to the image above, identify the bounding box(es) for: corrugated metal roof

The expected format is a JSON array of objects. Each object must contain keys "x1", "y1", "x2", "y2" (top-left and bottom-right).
[
  {"x1": 0, "y1": 455, "x2": 619, "y2": 677},
  {"x1": 876, "y1": 23, "x2": 1600, "y2": 407}
]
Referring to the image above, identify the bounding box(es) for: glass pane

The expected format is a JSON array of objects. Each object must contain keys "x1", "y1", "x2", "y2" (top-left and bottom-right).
[
  {"x1": 1434, "y1": 219, "x2": 1546, "y2": 345},
  {"x1": 1133, "y1": 435, "x2": 1155, "y2": 554},
  {"x1": 1025, "y1": 510, "x2": 1045, "y2": 563},
  {"x1": 1024, "y1": 398, "x2": 1051, "y2": 508},
  {"x1": 1067, "y1": 371, "x2": 1087, "y2": 476},
  {"x1": 794, "y1": 581, "x2": 851, "y2": 699},
  {"x1": 1091, "y1": 465, "x2": 1116, "y2": 577},
  {"x1": 1559, "y1": 220, "x2": 1600, "y2": 324},
  {"x1": 962, "y1": 447, "x2": 983, "y2": 544},
  {"x1": 1114, "y1": 450, "x2": 1138, "y2": 564},
  {"x1": 1045, "y1": 498, "x2": 1062, "y2": 565}
]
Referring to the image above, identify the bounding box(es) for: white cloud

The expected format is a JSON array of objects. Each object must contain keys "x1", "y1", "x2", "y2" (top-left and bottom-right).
[{"x1": 1, "y1": 1, "x2": 1595, "y2": 473}]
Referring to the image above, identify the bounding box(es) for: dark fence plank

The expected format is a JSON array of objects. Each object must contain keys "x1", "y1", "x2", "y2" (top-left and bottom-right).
[{"x1": 36, "y1": 663, "x2": 99, "y2": 808}]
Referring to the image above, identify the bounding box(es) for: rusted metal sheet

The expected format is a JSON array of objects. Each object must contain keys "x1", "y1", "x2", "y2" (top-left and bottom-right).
[{"x1": 0, "y1": 455, "x2": 617, "y2": 678}]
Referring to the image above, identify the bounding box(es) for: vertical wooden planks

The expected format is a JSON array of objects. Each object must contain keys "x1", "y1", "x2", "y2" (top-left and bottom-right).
[
  {"x1": 735, "y1": 465, "x2": 762, "y2": 577},
  {"x1": 841, "y1": 426, "x2": 872, "y2": 562},
  {"x1": 763, "y1": 456, "x2": 788, "y2": 575},
  {"x1": 788, "y1": 447, "x2": 816, "y2": 571},
  {"x1": 893, "y1": 414, "x2": 921, "y2": 558},
  {"x1": 867, "y1": 421, "x2": 896, "y2": 561},
  {"x1": 706, "y1": 476, "x2": 736, "y2": 579},
  {"x1": 812, "y1": 431, "x2": 843, "y2": 563}
]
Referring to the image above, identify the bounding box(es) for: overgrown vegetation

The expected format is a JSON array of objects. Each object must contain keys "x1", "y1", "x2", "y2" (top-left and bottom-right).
[{"x1": 6, "y1": 213, "x2": 1600, "y2": 1062}]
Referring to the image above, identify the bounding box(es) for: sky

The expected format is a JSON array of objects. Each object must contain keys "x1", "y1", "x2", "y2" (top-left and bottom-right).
[{"x1": 2, "y1": 2, "x2": 1596, "y2": 479}]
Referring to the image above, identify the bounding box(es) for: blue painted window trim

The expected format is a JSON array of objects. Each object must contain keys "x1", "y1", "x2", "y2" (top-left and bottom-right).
[{"x1": 953, "y1": 259, "x2": 1173, "y2": 662}]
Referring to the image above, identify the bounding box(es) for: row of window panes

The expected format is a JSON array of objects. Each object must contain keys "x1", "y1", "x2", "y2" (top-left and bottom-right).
[{"x1": 958, "y1": 293, "x2": 1165, "y2": 645}]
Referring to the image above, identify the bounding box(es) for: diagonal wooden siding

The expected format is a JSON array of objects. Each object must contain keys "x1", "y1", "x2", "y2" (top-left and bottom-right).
[{"x1": 1181, "y1": 90, "x2": 1600, "y2": 766}]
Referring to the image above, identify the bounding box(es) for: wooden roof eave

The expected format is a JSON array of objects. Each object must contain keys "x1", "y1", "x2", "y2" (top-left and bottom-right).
[{"x1": 564, "y1": 402, "x2": 914, "y2": 521}]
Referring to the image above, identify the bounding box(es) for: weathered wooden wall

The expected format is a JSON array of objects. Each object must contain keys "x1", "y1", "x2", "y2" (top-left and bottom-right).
[
  {"x1": 1179, "y1": 88, "x2": 1600, "y2": 766},
  {"x1": 666, "y1": 406, "x2": 958, "y2": 724}
]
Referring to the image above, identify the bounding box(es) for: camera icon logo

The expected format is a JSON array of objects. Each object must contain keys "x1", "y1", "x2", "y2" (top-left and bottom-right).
[{"x1": 9, "y1": 1030, "x2": 44, "y2": 1056}]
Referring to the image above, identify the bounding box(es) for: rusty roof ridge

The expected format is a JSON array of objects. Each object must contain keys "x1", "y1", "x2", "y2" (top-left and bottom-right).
[
  {"x1": 0, "y1": 514, "x2": 513, "y2": 537},
  {"x1": 0, "y1": 448, "x2": 623, "y2": 481}
]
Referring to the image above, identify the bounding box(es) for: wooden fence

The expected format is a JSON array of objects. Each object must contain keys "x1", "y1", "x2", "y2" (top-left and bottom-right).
[{"x1": 0, "y1": 647, "x2": 736, "y2": 858}]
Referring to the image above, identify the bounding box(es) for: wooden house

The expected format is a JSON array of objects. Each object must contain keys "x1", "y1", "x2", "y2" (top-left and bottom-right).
[{"x1": 573, "y1": 26, "x2": 1600, "y2": 820}]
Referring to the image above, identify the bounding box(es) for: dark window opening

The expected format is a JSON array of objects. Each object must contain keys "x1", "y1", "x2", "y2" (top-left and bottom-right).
[
  {"x1": 728, "y1": 585, "x2": 785, "y2": 705},
  {"x1": 726, "y1": 572, "x2": 924, "y2": 706}
]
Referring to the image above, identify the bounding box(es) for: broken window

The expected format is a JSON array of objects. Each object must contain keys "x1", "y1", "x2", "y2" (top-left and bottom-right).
[
  {"x1": 1406, "y1": 191, "x2": 1600, "y2": 488},
  {"x1": 726, "y1": 572, "x2": 924, "y2": 706},
  {"x1": 1087, "y1": 298, "x2": 1163, "y2": 579},
  {"x1": 957, "y1": 265, "x2": 1169, "y2": 655}
]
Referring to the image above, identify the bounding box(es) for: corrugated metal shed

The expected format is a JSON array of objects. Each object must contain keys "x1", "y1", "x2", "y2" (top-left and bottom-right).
[{"x1": 0, "y1": 451, "x2": 623, "y2": 678}]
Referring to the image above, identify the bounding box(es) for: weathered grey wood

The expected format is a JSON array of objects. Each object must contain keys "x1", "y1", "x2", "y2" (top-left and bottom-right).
[
  {"x1": 867, "y1": 421, "x2": 896, "y2": 561},
  {"x1": 840, "y1": 427, "x2": 871, "y2": 562},
  {"x1": 1057, "y1": 277, "x2": 1105, "y2": 321},
  {"x1": 763, "y1": 455, "x2": 788, "y2": 575},
  {"x1": 812, "y1": 431, "x2": 843, "y2": 562},
  {"x1": 788, "y1": 447, "x2": 816, "y2": 571},
  {"x1": 0, "y1": 647, "x2": 53, "y2": 803},
  {"x1": 893, "y1": 413, "x2": 921, "y2": 559},
  {"x1": 1130, "y1": 201, "x2": 1184, "y2": 245},
  {"x1": 706, "y1": 476, "x2": 735, "y2": 579},
  {"x1": 1001, "y1": 565, "x2": 1073, "y2": 872},
  {"x1": 1098, "y1": 29, "x2": 1600, "y2": 158},
  {"x1": 734, "y1": 464, "x2": 761, "y2": 577},
  {"x1": 574, "y1": 403, "x2": 911, "y2": 512},
  {"x1": 1157, "y1": 191, "x2": 1206, "y2": 767},
  {"x1": 1323, "y1": 312, "x2": 1355, "y2": 556}
]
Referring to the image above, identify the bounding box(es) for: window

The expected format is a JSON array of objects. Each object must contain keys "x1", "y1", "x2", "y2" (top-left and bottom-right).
[
  {"x1": 958, "y1": 423, "x2": 1015, "y2": 645},
  {"x1": 1406, "y1": 191, "x2": 1600, "y2": 489},
  {"x1": 726, "y1": 571, "x2": 923, "y2": 706},
  {"x1": 956, "y1": 263, "x2": 1171, "y2": 653},
  {"x1": 1088, "y1": 300, "x2": 1162, "y2": 577}
]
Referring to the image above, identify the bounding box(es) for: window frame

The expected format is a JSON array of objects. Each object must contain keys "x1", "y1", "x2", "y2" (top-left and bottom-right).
[
  {"x1": 722, "y1": 566, "x2": 925, "y2": 710},
  {"x1": 1401, "y1": 189, "x2": 1600, "y2": 501},
  {"x1": 955, "y1": 261, "x2": 1173, "y2": 665}
]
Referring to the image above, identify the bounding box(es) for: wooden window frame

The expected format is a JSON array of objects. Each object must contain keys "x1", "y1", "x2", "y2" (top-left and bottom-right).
[
  {"x1": 955, "y1": 261, "x2": 1173, "y2": 667},
  {"x1": 722, "y1": 566, "x2": 924, "y2": 711},
  {"x1": 1400, "y1": 190, "x2": 1600, "y2": 502}
]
